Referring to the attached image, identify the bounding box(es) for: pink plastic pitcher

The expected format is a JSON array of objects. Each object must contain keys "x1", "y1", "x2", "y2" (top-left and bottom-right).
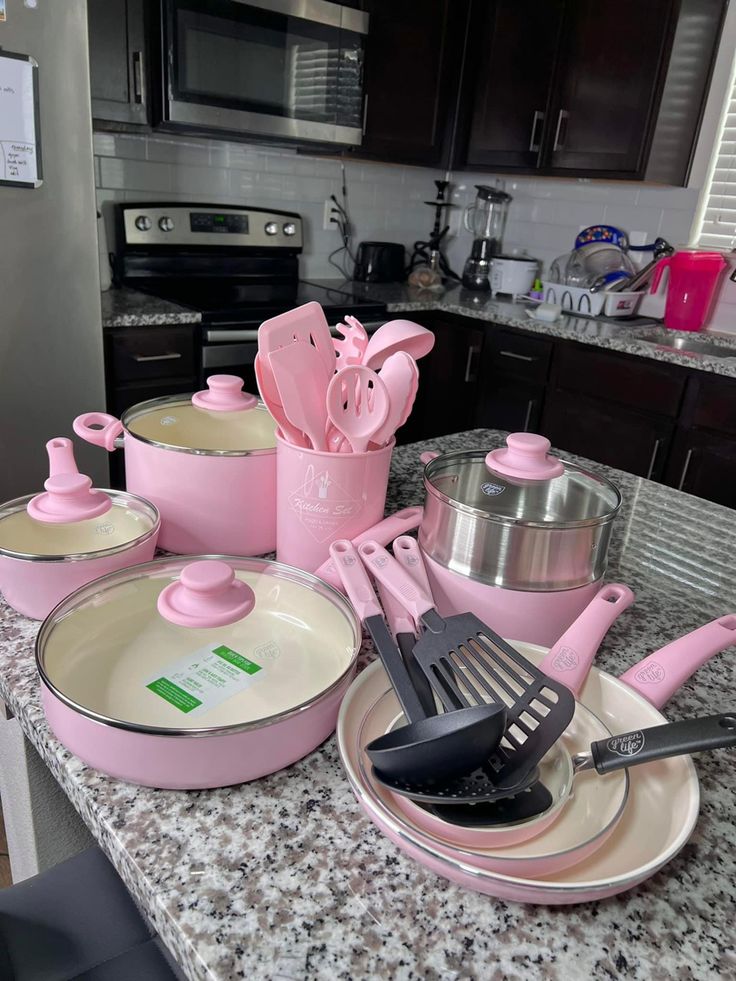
[{"x1": 650, "y1": 249, "x2": 727, "y2": 331}]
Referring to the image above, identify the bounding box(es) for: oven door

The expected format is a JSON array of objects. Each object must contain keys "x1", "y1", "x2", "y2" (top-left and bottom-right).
[{"x1": 160, "y1": 0, "x2": 368, "y2": 145}]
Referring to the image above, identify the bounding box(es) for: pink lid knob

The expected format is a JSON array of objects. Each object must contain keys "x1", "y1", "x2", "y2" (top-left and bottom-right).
[
  {"x1": 192, "y1": 375, "x2": 258, "y2": 412},
  {"x1": 27, "y1": 438, "x2": 113, "y2": 523},
  {"x1": 485, "y1": 433, "x2": 564, "y2": 481},
  {"x1": 157, "y1": 560, "x2": 256, "y2": 628}
]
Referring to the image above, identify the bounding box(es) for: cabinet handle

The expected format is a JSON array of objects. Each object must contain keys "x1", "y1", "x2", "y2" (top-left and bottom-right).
[
  {"x1": 528, "y1": 110, "x2": 545, "y2": 152},
  {"x1": 464, "y1": 344, "x2": 481, "y2": 384},
  {"x1": 499, "y1": 350, "x2": 535, "y2": 363},
  {"x1": 131, "y1": 352, "x2": 182, "y2": 363},
  {"x1": 362, "y1": 94, "x2": 369, "y2": 136},
  {"x1": 132, "y1": 50, "x2": 145, "y2": 104},
  {"x1": 646, "y1": 438, "x2": 662, "y2": 480},
  {"x1": 553, "y1": 109, "x2": 569, "y2": 151},
  {"x1": 677, "y1": 448, "x2": 694, "y2": 491},
  {"x1": 523, "y1": 399, "x2": 536, "y2": 432}
]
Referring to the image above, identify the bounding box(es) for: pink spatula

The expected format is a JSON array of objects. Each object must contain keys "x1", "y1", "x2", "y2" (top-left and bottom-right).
[
  {"x1": 259, "y1": 301, "x2": 335, "y2": 379},
  {"x1": 268, "y1": 342, "x2": 329, "y2": 451},
  {"x1": 326, "y1": 365, "x2": 389, "y2": 453}
]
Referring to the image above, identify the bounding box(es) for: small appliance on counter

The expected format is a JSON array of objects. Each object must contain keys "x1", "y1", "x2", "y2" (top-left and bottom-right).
[
  {"x1": 353, "y1": 242, "x2": 405, "y2": 283},
  {"x1": 461, "y1": 184, "x2": 512, "y2": 291},
  {"x1": 489, "y1": 254, "x2": 539, "y2": 299}
]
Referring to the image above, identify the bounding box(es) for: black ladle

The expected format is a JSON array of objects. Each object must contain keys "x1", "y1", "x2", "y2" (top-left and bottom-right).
[{"x1": 329, "y1": 540, "x2": 507, "y2": 784}]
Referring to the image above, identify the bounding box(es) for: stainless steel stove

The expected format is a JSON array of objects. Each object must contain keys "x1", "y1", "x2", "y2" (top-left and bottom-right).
[{"x1": 114, "y1": 203, "x2": 387, "y2": 389}]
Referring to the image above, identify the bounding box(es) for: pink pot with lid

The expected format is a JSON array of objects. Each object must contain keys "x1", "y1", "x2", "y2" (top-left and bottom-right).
[
  {"x1": 0, "y1": 438, "x2": 159, "y2": 620},
  {"x1": 37, "y1": 554, "x2": 361, "y2": 789},
  {"x1": 418, "y1": 433, "x2": 622, "y2": 645},
  {"x1": 73, "y1": 375, "x2": 277, "y2": 555}
]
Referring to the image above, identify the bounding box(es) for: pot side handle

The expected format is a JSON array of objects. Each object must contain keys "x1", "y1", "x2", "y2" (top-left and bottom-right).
[
  {"x1": 618, "y1": 615, "x2": 736, "y2": 709},
  {"x1": 73, "y1": 412, "x2": 124, "y2": 452}
]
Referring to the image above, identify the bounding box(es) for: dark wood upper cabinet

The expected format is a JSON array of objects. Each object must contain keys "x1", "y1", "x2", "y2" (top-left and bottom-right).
[
  {"x1": 88, "y1": 0, "x2": 150, "y2": 126},
  {"x1": 543, "y1": 0, "x2": 675, "y2": 176},
  {"x1": 462, "y1": 0, "x2": 564, "y2": 171},
  {"x1": 356, "y1": 0, "x2": 467, "y2": 166},
  {"x1": 455, "y1": 0, "x2": 725, "y2": 182}
]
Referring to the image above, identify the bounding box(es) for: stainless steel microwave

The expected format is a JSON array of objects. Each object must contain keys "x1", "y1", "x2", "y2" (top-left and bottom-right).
[{"x1": 158, "y1": 0, "x2": 368, "y2": 145}]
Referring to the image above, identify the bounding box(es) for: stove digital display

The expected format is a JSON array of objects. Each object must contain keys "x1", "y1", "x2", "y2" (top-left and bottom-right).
[{"x1": 190, "y1": 213, "x2": 249, "y2": 234}]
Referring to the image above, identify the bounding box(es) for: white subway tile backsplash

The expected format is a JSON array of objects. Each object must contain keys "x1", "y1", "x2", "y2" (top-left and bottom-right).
[{"x1": 602, "y1": 204, "x2": 665, "y2": 240}]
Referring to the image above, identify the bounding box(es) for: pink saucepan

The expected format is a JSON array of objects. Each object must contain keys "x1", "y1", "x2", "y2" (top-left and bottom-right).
[
  {"x1": 74, "y1": 374, "x2": 276, "y2": 555},
  {"x1": 0, "y1": 438, "x2": 159, "y2": 620},
  {"x1": 36, "y1": 555, "x2": 361, "y2": 789}
]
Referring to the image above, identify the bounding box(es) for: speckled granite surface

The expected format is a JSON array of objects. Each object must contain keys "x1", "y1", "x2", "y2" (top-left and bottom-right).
[
  {"x1": 313, "y1": 279, "x2": 736, "y2": 379},
  {"x1": 0, "y1": 431, "x2": 735, "y2": 981},
  {"x1": 102, "y1": 287, "x2": 202, "y2": 327}
]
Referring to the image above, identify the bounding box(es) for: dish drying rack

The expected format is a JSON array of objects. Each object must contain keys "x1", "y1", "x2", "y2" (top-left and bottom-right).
[{"x1": 541, "y1": 282, "x2": 643, "y2": 319}]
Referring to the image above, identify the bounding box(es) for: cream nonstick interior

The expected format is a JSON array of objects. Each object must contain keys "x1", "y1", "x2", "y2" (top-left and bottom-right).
[
  {"x1": 125, "y1": 400, "x2": 276, "y2": 452},
  {"x1": 338, "y1": 653, "x2": 699, "y2": 893},
  {"x1": 370, "y1": 690, "x2": 629, "y2": 863},
  {"x1": 0, "y1": 497, "x2": 156, "y2": 557},
  {"x1": 40, "y1": 562, "x2": 358, "y2": 730}
]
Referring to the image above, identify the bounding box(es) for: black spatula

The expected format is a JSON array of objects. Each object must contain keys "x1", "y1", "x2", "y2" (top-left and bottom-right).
[{"x1": 358, "y1": 541, "x2": 576, "y2": 794}]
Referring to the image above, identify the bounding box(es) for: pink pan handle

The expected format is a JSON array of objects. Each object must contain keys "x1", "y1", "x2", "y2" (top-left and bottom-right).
[
  {"x1": 192, "y1": 374, "x2": 257, "y2": 412},
  {"x1": 538, "y1": 583, "x2": 635, "y2": 695},
  {"x1": 328, "y1": 540, "x2": 383, "y2": 622},
  {"x1": 358, "y1": 541, "x2": 434, "y2": 621},
  {"x1": 619, "y1": 614, "x2": 736, "y2": 709},
  {"x1": 73, "y1": 412, "x2": 124, "y2": 452},
  {"x1": 313, "y1": 506, "x2": 423, "y2": 589},
  {"x1": 46, "y1": 437, "x2": 79, "y2": 477},
  {"x1": 157, "y1": 560, "x2": 255, "y2": 629},
  {"x1": 486, "y1": 433, "x2": 564, "y2": 481},
  {"x1": 420, "y1": 451, "x2": 440, "y2": 465},
  {"x1": 377, "y1": 581, "x2": 415, "y2": 638}
]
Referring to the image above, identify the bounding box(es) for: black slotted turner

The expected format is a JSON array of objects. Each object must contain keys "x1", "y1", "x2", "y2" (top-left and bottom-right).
[{"x1": 359, "y1": 541, "x2": 576, "y2": 793}]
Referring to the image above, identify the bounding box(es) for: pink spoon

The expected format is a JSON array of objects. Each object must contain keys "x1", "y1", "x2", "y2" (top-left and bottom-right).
[
  {"x1": 363, "y1": 319, "x2": 435, "y2": 370},
  {"x1": 326, "y1": 365, "x2": 389, "y2": 453},
  {"x1": 370, "y1": 352, "x2": 419, "y2": 448}
]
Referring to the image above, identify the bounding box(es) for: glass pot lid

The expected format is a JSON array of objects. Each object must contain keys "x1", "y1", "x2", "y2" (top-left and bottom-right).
[
  {"x1": 37, "y1": 556, "x2": 361, "y2": 734},
  {"x1": 123, "y1": 375, "x2": 277, "y2": 454},
  {"x1": 424, "y1": 434, "x2": 621, "y2": 527},
  {"x1": 0, "y1": 438, "x2": 159, "y2": 560}
]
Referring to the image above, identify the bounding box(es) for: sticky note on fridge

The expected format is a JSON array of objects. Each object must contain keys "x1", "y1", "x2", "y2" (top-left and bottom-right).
[{"x1": 0, "y1": 50, "x2": 42, "y2": 187}]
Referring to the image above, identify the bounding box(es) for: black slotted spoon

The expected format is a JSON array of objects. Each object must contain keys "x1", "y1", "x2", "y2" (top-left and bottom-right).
[{"x1": 358, "y1": 541, "x2": 576, "y2": 801}]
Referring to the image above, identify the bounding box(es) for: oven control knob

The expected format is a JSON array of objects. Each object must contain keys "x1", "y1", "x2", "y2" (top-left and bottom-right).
[
  {"x1": 158, "y1": 216, "x2": 174, "y2": 232},
  {"x1": 264, "y1": 221, "x2": 279, "y2": 236},
  {"x1": 135, "y1": 215, "x2": 152, "y2": 231},
  {"x1": 283, "y1": 222, "x2": 297, "y2": 237}
]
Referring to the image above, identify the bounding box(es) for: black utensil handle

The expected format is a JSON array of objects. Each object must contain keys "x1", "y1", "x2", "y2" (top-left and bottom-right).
[
  {"x1": 366, "y1": 616, "x2": 427, "y2": 724},
  {"x1": 591, "y1": 712, "x2": 736, "y2": 774},
  {"x1": 397, "y1": 632, "x2": 436, "y2": 718}
]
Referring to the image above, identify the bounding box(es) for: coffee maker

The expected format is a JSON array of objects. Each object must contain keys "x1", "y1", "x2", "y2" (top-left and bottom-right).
[{"x1": 461, "y1": 184, "x2": 512, "y2": 291}]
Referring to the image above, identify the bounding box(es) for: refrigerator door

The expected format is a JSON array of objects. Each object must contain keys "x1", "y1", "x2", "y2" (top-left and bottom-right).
[{"x1": 0, "y1": 0, "x2": 107, "y2": 498}]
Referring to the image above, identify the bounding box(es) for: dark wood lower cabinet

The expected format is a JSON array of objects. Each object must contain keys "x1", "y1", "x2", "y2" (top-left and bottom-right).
[
  {"x1": 476, "y1": 373, "x2": 544, "y2": 434},
  {"x1": 398, "y1": 319, "x2": 484, "y2": 444},
  {"x1": 541, "y1": 388, "x2": 673, "y2": 481},
  {"x1": 664, "y1": 429, "x2": 736, "y2": 509}
]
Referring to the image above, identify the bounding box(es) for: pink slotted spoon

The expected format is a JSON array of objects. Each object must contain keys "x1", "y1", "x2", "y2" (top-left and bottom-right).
[
  {"x1": 326, "y1": 365, "x2": 389, "y2": 453},
  {"x1": 333, "y1": 315, "x2": 369, "y2": 367}
]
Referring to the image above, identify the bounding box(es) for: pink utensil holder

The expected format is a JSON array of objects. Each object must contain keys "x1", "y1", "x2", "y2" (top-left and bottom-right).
[
  {"x1": 650, "y1": 250, "x2": 727, "y2": 332},
  {"x1": 275, "y1": 431, "x2": 394, "y2": 572}
]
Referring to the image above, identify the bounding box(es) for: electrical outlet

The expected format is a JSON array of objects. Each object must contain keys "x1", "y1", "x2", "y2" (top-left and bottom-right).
[{"x1": 323, "y1": 198, "x2": 339, "y2": 231}]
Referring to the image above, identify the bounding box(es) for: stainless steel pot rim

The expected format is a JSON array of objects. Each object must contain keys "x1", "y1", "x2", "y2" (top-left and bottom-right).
[
  {"x1": 121, "y1": 393, "x2": 277, "y2": 457},
  {"x1": 423, "y1": 450, "x2": 622, "y2": 528},
  {"x1": 0, "y1": 491, "x2": 160, "y2": 562},
  {"x1": 35, "y1": 554, "x2": 361, "y2": 738}
]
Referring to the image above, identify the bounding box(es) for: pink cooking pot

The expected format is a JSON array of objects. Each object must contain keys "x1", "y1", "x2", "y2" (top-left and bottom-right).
[
  {"x1": 36, "y1": 555, "x2": 361, "y2": 789},
  {"x1": 73, "y1": 375, "x2": 276, "y2": 556},
  {"x1": 0, "y1": 437, "x2": 159, "y2": 620},
  {"x1": 417, "y1": 433, "x2": 622, "y2": 646}
]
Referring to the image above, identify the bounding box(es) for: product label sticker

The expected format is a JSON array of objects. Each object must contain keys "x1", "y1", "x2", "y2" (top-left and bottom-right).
[{"x1": 145, "y1": 642, "x2": 264, "y2": 716}]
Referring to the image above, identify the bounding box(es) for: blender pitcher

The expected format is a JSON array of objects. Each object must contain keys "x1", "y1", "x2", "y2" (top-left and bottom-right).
[
  {"x1": 650, "y1": 250, "x2": 727, "y2": 331},
  {"x1": 461, "y1": 185, "x2": 512, "y2": 291}
]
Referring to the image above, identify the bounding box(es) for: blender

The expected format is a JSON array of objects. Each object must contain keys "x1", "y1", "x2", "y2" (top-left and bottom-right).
[{"x1": 461, "y1": 184, "x2": 512, "y2": 291}]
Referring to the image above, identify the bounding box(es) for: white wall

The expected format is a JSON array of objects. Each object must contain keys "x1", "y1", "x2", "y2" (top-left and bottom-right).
[{"x1": 94, "y1": 130, "x2": 734, "y2": 333}]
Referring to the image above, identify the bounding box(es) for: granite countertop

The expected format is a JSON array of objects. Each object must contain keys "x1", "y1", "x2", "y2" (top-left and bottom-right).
[
  {"x1": 314, "y1": 279, "x2": 736, "y2": 380},
  {"x1": 0, "y1": 431, "x2": 734, "y2": 980},
  {"x1": 101, "y1": 287, "x2": 202, "y2": 327}
]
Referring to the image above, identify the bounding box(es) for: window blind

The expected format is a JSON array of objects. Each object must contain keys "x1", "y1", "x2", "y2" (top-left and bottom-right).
[{"x1": 698, "y1": 67, "x2": 736, "y2": 249}]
